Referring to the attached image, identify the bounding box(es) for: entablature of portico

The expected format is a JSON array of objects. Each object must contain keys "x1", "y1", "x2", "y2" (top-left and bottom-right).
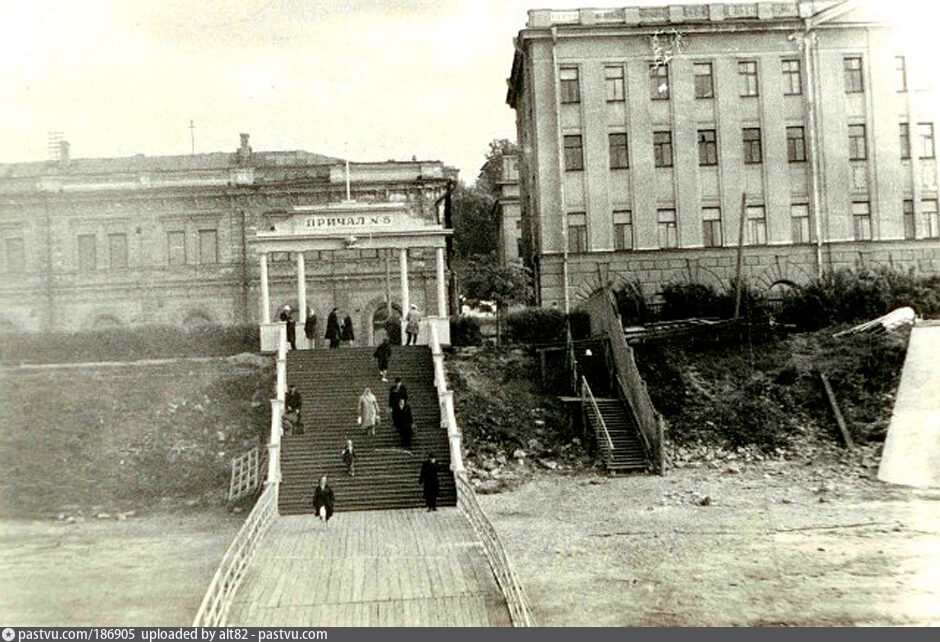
[{"x1": 251, "y1": 199, "x2": 450, "y2": 253}]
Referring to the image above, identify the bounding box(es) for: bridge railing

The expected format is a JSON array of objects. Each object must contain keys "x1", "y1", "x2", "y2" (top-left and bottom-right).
[
  {"x1": 456, "y1": 474, "x2": 535, "y2": 627},
  {"x1": 194, "y1": 324, "x2": 287, "y2": 626},
  {"x1": 192, "y1": 481, "x2": 278, "y2": 626}
]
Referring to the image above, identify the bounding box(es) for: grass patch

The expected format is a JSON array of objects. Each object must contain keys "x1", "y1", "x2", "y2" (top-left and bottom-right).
[{"x1": 0, "y1": 356, "x2": 274, "y2": 518}]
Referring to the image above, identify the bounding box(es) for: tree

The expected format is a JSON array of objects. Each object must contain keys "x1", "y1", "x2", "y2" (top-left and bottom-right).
[
  {"x1": 459, "y1": 252, "x2": 531, "y2": 343},
  {"x1": 476, "y1": 138, "x2": 519, "y2": 196},
  {"x1": 451, "y1": 181, "x2": 496, "y2": 260}
]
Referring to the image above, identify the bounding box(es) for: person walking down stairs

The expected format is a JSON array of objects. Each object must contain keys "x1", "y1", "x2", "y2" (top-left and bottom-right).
[
  {"x1": 280, "y1": 305, "x2": 296, "y2": 350},
  {"x1": 312, "y1": 475, "x2": 335, "y2": 525},
  {"x1": 419, "y1": 452, "x2": 440, "y2": 512},
  {"x1": 342, "y1": 440, "x2": 357, "y2": 477},
  {"x1": 393, "y1": 397, "x2": 414, "y2": 451},
  {"x1": 388, "y1": 378, "x2": 408, "y2": 418},
  {"x1": 373, "y1": 337, "x2": 392, "y2": 382},
  {"x1": 358, "y1": 387, "x2": 380, "y2": 437},
  {"x1": 304, "y1": 309, "x2": 317, "y2": 348}
]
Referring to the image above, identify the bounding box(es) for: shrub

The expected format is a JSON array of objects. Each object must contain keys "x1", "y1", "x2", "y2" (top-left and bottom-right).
[
  {"x1": 449, "y1": 316, "x2": 483, "y2": 347},
  {"x1": 0, "y1": 324, "x2": 259, "y2": 365},
  {"x1": 778, "y1": 267, "x2": 940, "y2": 330},
  {"x1": 659, "y1": 282, "x2": 721, "y2": 320},
  {"x1": 505, "y1": 308, "x2": 567, "y2": 344},
  {"x1": 614, "y1": 280, "x2": 649, "y2": 325}
]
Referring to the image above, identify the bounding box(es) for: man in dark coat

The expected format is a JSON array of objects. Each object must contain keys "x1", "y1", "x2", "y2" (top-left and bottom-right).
[
  {"x1": 325, "y1": 308, "x2": 341, "y2": 349},
  {"x1": 285, "y1": 384, "x2": 302, "y2": 415},
  {"x1": 373, "y1": 337, "x2": 392, "y2": 382},
  {"x1": 419, "y1": 453, "x2": 440, "y2": 512},
  {"x1": 312, "y1": 474, "x2": 335, "y2": 524},
  {"x1": 341, "y1": 314, "x2": 355, "y2": 346},
  {"x1": 388, "y1": 377, "x2": 408, "y2": 417},
  {"x1": 280, "y1": 306, "x2": 296, "y2": 350},
  {"x1": 304, "y1": 310, "x2": 317, "y2": 348},
  {"x1": 393, "y1": 397, "x2": 413, "y2": 450}
]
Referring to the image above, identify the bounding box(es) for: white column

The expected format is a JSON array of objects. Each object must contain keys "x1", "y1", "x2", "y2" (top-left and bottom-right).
[
  {"x1": 399, "y1": 248, "x2": 410, "y2": 340},
  {"x1": 259, "y1": 252, "x2": 271, "y2": 324},
  {"x1": 435, "y1": 246, "x2": 446, "y2": 317},
  {"x1": 296, "y1": 252, "x2": 307, "y2": 348}
]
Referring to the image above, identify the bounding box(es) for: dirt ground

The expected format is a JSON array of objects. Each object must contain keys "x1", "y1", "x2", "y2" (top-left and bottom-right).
[
  {"x1": 0, "y1": 510, "x2": 240, "y2": 625},
  {"x1": 479, "y1": 457, "x2": 940, "y2": 626}
]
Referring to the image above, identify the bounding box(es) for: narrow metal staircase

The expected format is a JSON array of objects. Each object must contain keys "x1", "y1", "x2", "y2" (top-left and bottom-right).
[
  {"x1": 583, "y1": 395, "x2": 650, "y2": 472},
  {"x1": 279, "y1": 346, "x2": 456, "y2": 514}
]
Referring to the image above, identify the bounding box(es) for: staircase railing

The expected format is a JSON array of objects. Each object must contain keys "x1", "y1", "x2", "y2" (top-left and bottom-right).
[
  {"x1": 581, "y1": 377, "x2": 615, "y2": 466},
  {"x1": 194, "y1": 324, "x2": 286, "y2": 626},
  {"x1": 455, "y1": 474, "x2": 535, "y2": 627},
  {"x1": 429, "y1": 322, "x2": 465, "y2": 475},
  {"x1": 565, "y1": 325, "x2": 579, "y2": 395},
  {"x1": 229, "y1": 447, "x2": 261, "y2": 502},
  {"x1": 192, "y1": 482, "x2": 278, "y2": 626},
  {"x1": 429, "y1": 323, "x2": 534, "y2": 626}
]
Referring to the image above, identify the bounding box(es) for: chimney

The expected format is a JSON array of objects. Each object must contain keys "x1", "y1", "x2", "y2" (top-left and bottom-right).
[
  {"x1": 238, "y1": 132, "x2": 252, "y2": 160},
  {"x1": 58, "y1": 140, "x2": 70, "y2": 169}
]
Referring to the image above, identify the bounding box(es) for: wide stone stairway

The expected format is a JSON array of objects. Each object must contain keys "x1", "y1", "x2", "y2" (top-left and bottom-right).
[{"x1": 279, "y1": 346, "x2": 457, "y2": 514}]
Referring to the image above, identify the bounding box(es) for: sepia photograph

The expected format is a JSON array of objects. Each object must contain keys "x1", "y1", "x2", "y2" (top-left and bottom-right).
[{"x1": 0, "y1": 0, "x2": 938, "y2": 629}]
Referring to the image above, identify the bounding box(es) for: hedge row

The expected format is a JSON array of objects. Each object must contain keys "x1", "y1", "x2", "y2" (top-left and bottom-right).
[
  {"x1": 0, "y1": 325, "x2": 259, "y2": 365},
  {"x1": 449, "y1": 309, "x2": 592, "y2": 346},
  {"x1": 613, "y1": 266, "x2": 940, "y2": 329}
]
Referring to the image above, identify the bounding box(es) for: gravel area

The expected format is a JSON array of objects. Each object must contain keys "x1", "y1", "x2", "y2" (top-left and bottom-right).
[{"x1": 479, "y1": 455, "x2": 940, "y2": 626}]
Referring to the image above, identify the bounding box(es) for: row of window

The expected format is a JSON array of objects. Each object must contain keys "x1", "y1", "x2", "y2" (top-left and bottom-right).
[
  {"x1": 563, "y1": 122, "x2": 936, "y2": 171},
  {"x1": 560, "y1": 54, "x2": 908, "y2": 105},
  {"x1": 73, "y1": 230, "x2": 219, "y2": 271},
  {"x1": 565, "y1": 199, "x2": 940, "y2": 253}
]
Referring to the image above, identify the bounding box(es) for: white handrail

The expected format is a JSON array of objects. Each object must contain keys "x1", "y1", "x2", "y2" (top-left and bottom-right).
[
  {"x1": 456, "y1": 474, "x2": 535, "y2": 626},
  {"x1": 429, "y1": 322, "x2": 465, "y2": 475},
  {"x1": 192, "y1": 482, "x2": 279, "y2": 626}
]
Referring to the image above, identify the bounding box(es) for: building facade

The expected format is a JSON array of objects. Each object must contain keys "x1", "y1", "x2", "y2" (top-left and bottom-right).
[
  {"x1": 0, "y1": 134, "x2": 457, "y2": 340},
  {"x1": 495, "y1": 154, "x2": 523, "y2": 266},
  {"x1": 507, "y1": 1, "x2": 940, "y2": 309}
]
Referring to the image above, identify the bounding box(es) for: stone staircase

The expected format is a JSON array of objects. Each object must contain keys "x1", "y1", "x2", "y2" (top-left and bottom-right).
[
  {"x1": 585, "y1": 398, "x2": 650, "y2": 473},
  {"x1": 279, "y1": 346, "x2": 456, "y2": 514}
]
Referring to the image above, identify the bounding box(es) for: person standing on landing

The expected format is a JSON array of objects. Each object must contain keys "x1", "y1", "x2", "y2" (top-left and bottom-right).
[
  {"x1": 419, "y1": 453, "x2": 440, "y2": 512},
  {"x1": 325, "y1": 307, "x2": 341, "y2": 349},
  {"x1": 358, "y1": 387, "x2": 380, "y2": 437},
  {"x1": 342, "y1": 314, "x2": 355, "y2": 346},
  {"x1": 312, "y1": 474, "x2": 335, "y2": 524},
  {"x1": 373, "y1": 336, "x2": 391, "y2": 382},
  {"x1": 304, "y1": 309, "x2": 317, "y2": 348},
  {"x1": 405, "y1": 304, "x2": 421, "y2": 345},
  {"x1": 280, "y1": 305, "x2": 296, "y2": 350}
]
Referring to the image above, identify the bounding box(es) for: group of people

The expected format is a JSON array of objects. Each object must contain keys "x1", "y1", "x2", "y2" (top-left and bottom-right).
[
  {"x1": 310, "y1": 451, "x2": 441, "y2": 526},
  {"x1": 278, "y1": 305, "x2": 355, "y2": 351},
  {"x1": 277, "y1": 303, "x2": 424, "y2": 352},
  {"x1": 357, "y1": 377, "x2": 413, "y2": 450}
]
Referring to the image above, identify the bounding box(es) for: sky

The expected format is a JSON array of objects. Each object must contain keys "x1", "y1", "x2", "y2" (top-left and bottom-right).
[{"x1": 0, "y1": 0, "x2": 936, "y2": 181}]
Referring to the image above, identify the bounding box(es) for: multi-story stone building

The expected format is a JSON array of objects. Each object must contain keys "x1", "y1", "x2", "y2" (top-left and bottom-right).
[
  {"x1": 506, "y1": 0, "x2": 940, "y2": 309},
  {"x1": 0, "y1": 134, "x2": 457, "y2": 340}
]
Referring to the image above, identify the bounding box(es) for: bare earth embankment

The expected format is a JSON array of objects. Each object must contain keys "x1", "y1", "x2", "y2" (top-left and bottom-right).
[{"x1": 0, "y1": 356, "x2": 271, "y2": 625}]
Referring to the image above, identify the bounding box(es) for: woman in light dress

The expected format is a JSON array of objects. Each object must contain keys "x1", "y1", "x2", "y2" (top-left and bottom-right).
[{"x1": 358, "y1": 387, "x2": 380, "y2": 436}]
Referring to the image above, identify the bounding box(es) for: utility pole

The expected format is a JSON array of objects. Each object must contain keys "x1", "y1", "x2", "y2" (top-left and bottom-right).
[{"x1": 189, "y1": 120, "x2": 195, "y2": 155}]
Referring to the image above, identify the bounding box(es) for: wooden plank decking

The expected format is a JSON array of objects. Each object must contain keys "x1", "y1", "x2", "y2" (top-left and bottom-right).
[{"x1": 227, "y1": 508, "x2": 512, "y2": 627}]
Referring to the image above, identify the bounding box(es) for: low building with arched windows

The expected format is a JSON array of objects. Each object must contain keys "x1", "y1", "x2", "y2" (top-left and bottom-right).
[{"x1": 0, "y1": 133, "x2": 457, "y2": 343}]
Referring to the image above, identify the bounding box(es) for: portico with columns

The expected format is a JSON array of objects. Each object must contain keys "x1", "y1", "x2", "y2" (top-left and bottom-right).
[{"x1": 253, "y1": 200, "x2": 451, "y2": 352}]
